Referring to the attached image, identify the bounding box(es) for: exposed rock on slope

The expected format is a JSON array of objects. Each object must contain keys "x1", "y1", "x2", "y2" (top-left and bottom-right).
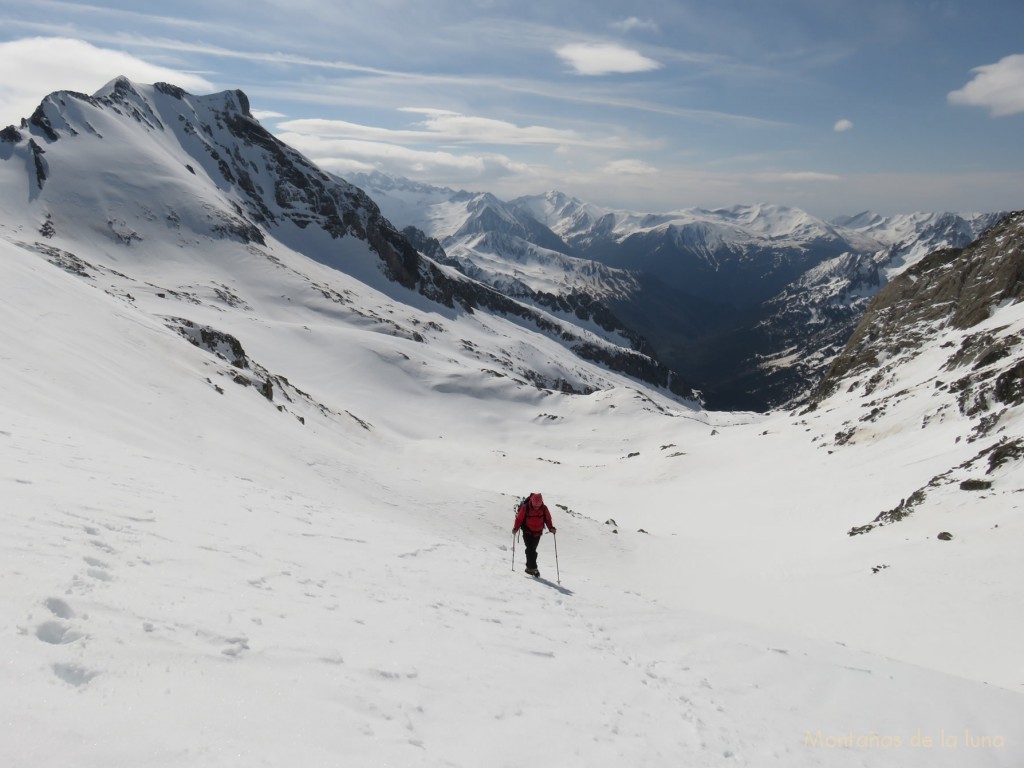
[
  {"x1": 808, "y1": 211, "x2": 1024, "y2": 534},
  {"x1": 752, "y1": 212, "x2": 1003, "y2": 409},
  {"x1": 817, "y1": 211, "x2": 1024, "y2": 401}
]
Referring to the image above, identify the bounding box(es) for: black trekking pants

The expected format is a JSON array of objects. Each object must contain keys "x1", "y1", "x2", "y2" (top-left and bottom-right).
[{"x1": 522, "y1": 531, "x2": 541, "y2": 570}]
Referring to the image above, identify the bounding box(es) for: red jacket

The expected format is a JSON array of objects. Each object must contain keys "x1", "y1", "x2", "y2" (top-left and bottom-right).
[{"x1": 514, "y1": 493, "x2": 555, "y2": 535}]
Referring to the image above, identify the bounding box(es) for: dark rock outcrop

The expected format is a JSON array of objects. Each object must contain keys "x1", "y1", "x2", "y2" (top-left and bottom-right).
[{"x1": 815, "y1": 211, "x2": 1023, "y2": 402}]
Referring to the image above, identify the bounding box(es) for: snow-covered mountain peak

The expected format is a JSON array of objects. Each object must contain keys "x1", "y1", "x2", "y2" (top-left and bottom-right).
[
  {"x1": 832, "y1": 209, "x2": 885, "y2": 229},
  {"x1": 19, "y1": 76, "x2": 254, "y2": 147},
  {"x1": 835, "y1": 209, "x2": 999, "y2": 247},
  {"x1": 512, "y1": 198, "x2": 847, "y2": 251},
  {"x1": 512, "y1": 190, "x2": 608, "y2": 229},
  {"x1": 1, "y1": 79, "x2": 697, "y2": 406},
  {"x1": 708, "y1": 202, "x2": 832, "y2": 240}
]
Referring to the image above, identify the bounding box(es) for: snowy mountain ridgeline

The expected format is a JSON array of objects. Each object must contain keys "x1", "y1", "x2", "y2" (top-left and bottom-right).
[
  {"x1": 0, "y1": 76, "x2": 694, "y2": 403},
  {"x1": 353, "y1": 170, "x2": 1002, "y2": 410},
  {"x1": 3, "y1": 80, "x2": 1024, "y2": 766}
]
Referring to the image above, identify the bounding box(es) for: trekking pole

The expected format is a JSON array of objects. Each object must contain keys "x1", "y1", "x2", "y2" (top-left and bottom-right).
[
  {"x1": 511, "y1": 531, "x2": 517, "y2": 572},
  {"x1": 553, "y1": 532, "x2": 560, "y2": 584}
]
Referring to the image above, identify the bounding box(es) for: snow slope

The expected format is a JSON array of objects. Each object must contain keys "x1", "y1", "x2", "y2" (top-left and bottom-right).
[
  {"x1": 3, "y1": 234, "x2": 1022, "y2": 767},
  {"x1": 1, "y1": 83, "x2": 1022, "y2": 767}
]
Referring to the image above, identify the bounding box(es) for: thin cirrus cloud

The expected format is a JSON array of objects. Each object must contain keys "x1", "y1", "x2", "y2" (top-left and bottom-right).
[
  {"x1": 555, "y1": 42, "x2": 662, "y2": 76},
  {"x1": 277, "y1": 109, "x2": 632, "y2": 150},
  {"x1": 610, "y1": 17, "x2": 660, "y2": 34},
  {"x1": 274, "y1": 134, "x2": 531, "y2": 182},
  {"x1": 948, "y1": 53, "x2": 1024, "y2": 117},
  {"x1": 602, "y1": 158, "x2": 659, "y2": 175},
  {"x1": 251, "y1": 109, "x2": 287, "y2": 121},
  {"x1": 754, "y1": 171, "x2": 842, "y2": 182}
]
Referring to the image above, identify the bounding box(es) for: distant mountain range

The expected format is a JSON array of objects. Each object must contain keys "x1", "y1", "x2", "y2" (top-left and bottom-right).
[{"x1": 350, "y1": 170, "x2": 1003, "y2": 410}]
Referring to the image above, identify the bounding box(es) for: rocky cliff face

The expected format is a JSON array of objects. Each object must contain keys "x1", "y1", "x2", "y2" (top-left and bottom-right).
[
  {"x1": 816, "y1": 211, "x2": 1024, "y2": 404},
  {"x1": 808, "y1": 210, "x2": 1024, "y2": 535}
]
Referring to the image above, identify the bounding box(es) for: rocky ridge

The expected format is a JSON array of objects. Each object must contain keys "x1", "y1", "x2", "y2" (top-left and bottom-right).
[{"x1": 809, "y1": 210, "x2": 1024, "y2": 535}]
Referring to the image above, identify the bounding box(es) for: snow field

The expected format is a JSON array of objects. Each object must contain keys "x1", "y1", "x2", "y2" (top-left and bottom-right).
[{"x1": 3, "y1": 236, "x2": 1023, "y2": 766}]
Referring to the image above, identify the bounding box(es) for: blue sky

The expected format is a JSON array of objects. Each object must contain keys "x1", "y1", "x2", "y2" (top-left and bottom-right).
[{"x1": 1, "y1": 0, "x2": 1022, "y2": 218}]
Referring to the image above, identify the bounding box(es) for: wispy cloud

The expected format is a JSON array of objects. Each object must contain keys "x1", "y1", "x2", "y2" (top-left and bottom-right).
[
  {"x1": 948, "y1": 54, "x2": 1024, "y2": 117},
  {"x1": 0, "y1": 27, "x2": 412, "y2": 81},
  {"x1": 389, "y1": 109, "x2": 583, "y2": 146},
  {"x1": 751, "y1": 171, "x2": 842, "y2": 183},
  {"x1": 275, "y1": 135, "x2": 531, "y2": 184},
  {"x1": 259, "y1": 77, "x2": 784, "y2": 132},
  {"x1": 0, "y1": 30, "x2": 776, "y2": 132},
  {"x1": 833, "y1": 118, "x2": 854, "y2": 132},
  {"x1": 610, "y1": 17, "x2": 660, "y2": 34},
  {"x1": 602, "y1": 158, "x2": 659, "y2": 175},
  {"x1": 11, "y1": 0, "x2": 214, "y2": 32},
  {"x1": 555, "y1": 43, "x2": 662, "y2": 76},
  {"x1": 0, "y1": 37, "x2": 213, "y2": 126},
  {"x1": 251, "y1": 109, "x2": 287, "y2": 121},
  {"x1": 277, "y1": 110, "x2": 633, "y2": 150},
  {"x1": 72, "y1": 34, "x2": 406, "y2": 77}
]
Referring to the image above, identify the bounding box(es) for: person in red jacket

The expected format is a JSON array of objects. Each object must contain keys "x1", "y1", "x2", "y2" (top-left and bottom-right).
[{"x1": 513, "y1": 492, "x2": 556, "y2": 577}]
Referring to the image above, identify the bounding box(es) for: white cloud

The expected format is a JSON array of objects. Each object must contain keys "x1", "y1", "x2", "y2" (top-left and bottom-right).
[
  {"x1": 0, "y1": 37, "x2": 214, "y2": 126},
  {"x1": 555, "y1": 43, "x2": 662, "y2": 76},
  {"x1": 948, "y1": 54, "x2": 1024, "y2": 116},
  {"x1": 273, "y1": 134, "x2": 530, "y2": 184},
  {"x1": 610, "y1": 17, "x2": 660, "y2": 34},
  {"x1": 251, "y1": 109, "x2": 287, "y2": 121},
  {"x1": 278, "y1": 110, "x2": 628, "y2": 149},
  {"x1": 398, "y1": 109, "x2": 583, "y2": 145},
  {"x1": 603, "y1": 158, "x2": 658, "y2": 175},
  {"x1": 833, "y1": 118, "x2": 854, "y2": 132}
]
